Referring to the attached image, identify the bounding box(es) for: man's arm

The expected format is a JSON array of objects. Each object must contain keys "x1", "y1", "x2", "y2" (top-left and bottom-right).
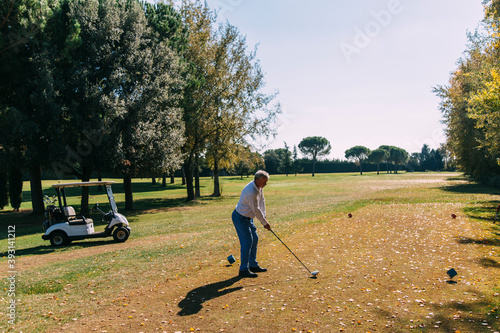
[{"x1": 250, "y1": 193, "x2": 271, "y2": 230}]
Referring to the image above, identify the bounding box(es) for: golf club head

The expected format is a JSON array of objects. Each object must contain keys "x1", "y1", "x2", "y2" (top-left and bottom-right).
[{"x1": 310, "y1": 270, "x2": 319, "y2": 278}]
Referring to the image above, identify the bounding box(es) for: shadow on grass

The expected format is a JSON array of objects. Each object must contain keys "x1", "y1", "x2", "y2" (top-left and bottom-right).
[
  {"x1": 456, "y1": 234, "x2": 500, "y2": 269},
  {"x1": 457, "y1": 236, "x2": 500, "y2": 247},
  {"x1": 429, "y1": 298, "x2": 500, "y2": 332},
  {"x1": 0, "y1": 193, "x2": 229, "y2": 240},
  {"x1": 441, "y1": 183, "x2": 500, "y2": 195},
  {"x1": 0, "y1": 239, "x2": 117, "y2": 257},
  {"x1": 43, "y1": 181, "x2": 190, "y2": 198},
  {"x1": 177, "y1": 275, "x2": 243, "y2": 316},
  {"x1": 373, "y1": 295, "x2": 499, "y2": 332},
  {"x1": 124, "y1": 194, "x2": 232, "y2": 218},
  {"x1": 476, "y1": 257, "x2": 500, "y2": 268},
  {"x1": 460, "y1": 201, "x2": 500, "y2": 223}
]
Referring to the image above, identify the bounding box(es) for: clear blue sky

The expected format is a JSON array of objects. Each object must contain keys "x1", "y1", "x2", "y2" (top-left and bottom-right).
[{"x1": 204, "y1": 0, "x2": 485, "y2": 159}]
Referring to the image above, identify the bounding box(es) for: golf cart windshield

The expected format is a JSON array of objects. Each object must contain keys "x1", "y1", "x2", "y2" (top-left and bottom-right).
[{"x1": 106, "y1": 185, "x2": 118, "y2": 213}]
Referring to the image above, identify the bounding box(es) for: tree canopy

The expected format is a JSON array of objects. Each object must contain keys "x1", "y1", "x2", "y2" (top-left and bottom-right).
[
  {"x1": 0, "y1": 0, "x2": 281, "y2": 211},
  {"x1": 298, "y1": 136, "x2": 331, "y2": 177},
  {"x1": 434, "y1": 0, "x2": 500, "y2": 185},
  {"x1": 345, "y1": 145, "x2": 371, "y2": 175}
]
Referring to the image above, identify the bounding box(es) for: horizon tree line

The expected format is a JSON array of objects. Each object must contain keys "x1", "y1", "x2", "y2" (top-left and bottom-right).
[{"x1": 263, "y1": 137, "x2": 449, "y2": 177}]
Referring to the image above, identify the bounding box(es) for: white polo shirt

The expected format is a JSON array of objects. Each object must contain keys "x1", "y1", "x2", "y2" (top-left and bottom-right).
[{"x1": 235, "y1": 180, "x2": 268, "y2": 226}]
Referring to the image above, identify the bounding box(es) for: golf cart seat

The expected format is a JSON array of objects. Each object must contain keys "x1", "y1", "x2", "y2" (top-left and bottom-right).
[
  {"x1": 63, "y1": 206, "x2": 93, "y2": 225},
  {"x1": 63, "y1": 206, "x2": 77, "y2": 220}
]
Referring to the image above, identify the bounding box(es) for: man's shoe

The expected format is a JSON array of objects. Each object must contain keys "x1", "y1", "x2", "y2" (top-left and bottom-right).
[
  {"x1": 239, "y1": 270, "x2": 258, "y2": 278},
  {"x1": 249, "y1": 266, "x2": 267, "y2": 273}
]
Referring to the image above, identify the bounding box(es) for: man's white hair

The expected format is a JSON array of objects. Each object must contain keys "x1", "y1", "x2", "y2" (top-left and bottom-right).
[{"x1": 254, "y1": 170, "x2": 270, "y2": 181}]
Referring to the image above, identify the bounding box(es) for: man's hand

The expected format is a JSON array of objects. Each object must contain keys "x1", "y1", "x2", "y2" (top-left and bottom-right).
[{"x1": 264, "y1": 223, "x2": 272, "y2": 231}]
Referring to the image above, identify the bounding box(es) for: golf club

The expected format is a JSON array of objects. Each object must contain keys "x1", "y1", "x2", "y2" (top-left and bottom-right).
[{"x1": 270, "y1": 229, "x2": 319, "y2": 278}]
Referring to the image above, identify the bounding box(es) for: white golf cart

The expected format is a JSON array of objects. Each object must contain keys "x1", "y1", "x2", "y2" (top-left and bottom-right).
[{"x1": 42, "y1": 181, "x2": 131, "y2": 246}]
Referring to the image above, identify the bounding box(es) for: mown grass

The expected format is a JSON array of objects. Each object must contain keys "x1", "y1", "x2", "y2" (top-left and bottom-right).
[{"x1": 0, "y1": 172, "x2": 499, "y2": 332}]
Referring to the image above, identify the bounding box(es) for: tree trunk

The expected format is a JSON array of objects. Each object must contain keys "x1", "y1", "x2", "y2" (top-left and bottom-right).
[
  {"x1": 0, "y1": 170, "x2": 8, "y2": 210},
  {"x1": 29, "y1": 165, "x2": 44, "y2": 215},
  {"x1": 124, "y1": 174, "x2": 133, "y2": 210},
  {"x1": 162, "y1": 172, "x2": 167, "y2": 187},
  {"x1": 152, "y1": 176, "x2": 157, "y2": 185},
  {"x1": 312, "y1": 158, "x2": 316, "y2": 177},
  {"x1": 377, "y1": 163, "x2": 380, "y2": 175},
  {"x1": 195, "y1": 152, "x2": 201, "y2": 198},
  {"x1": 212, "y1": 158, "x2": 221, "y2": 197},
  {"x1": 80, "y1": 165, "x2": 92, "y2": 217},
  {"x1": 170, "y1": 172, "x2": 175, "y2": 184},
  {"x1": 359, "y1": 161, "x2": 363, "y2": 175},
  {"x1": 184, "y1": 160, "x2": 195, "y2": 201},
  {"x1": 9, "y1": 165, "x2": 23, "y2": 212}
]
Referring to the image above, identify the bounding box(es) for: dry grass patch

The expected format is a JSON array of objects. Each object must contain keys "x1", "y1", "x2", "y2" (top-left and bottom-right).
[{"x1": 1, "y1": 173, "x2": 499, "y2": 332}]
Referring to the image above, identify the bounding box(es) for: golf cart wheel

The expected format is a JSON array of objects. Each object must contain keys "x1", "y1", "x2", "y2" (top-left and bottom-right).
[
  {"x1": 50, "y1": 231, "x2": 68, "y2": 247},
  {"x1": 113, "y1": 226, "x2": 129, "y2": 243}
]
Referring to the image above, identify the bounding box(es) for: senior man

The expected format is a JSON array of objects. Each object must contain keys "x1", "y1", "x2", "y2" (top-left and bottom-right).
[{"x1": 231, "y1": 170, "x2": 272, "y2": 278}]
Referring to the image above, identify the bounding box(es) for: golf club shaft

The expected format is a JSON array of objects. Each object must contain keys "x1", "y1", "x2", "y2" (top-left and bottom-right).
[{"x1": 270, "y1": 230, "x2": 313, "y2": 274}]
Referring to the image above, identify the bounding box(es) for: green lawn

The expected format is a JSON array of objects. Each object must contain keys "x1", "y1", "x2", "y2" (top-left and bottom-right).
[{"x1": 1, "y1": 172, "x2": 499, "y2": 332}]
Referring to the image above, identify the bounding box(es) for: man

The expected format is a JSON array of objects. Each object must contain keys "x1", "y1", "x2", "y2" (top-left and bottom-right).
[{"x1": 231, "y1": 170, "x2": 272, "y2": 278}]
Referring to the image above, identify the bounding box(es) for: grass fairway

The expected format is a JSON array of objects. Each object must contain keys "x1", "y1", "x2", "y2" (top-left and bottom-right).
[{"x1": 1, "y1": 172, "x2": 499, "y2": 332}]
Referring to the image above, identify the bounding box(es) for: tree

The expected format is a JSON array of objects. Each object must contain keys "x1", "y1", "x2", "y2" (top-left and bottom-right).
[
  {"x1": 419, "y1": 144, "x2": 431, "y2": 171},
  {"x1": 468, "y1": 68, "x2": 500, "y2": 162},
  {"x1": 112, "y1": 0, "x2": 185, "y2": 210},
  {"x1": 204, "y1": 22, "x2": 279, "y2": 196},
  {"x1": 263, "y1": 147, "x2": 292, "y2": 175},
  {"x1": 298, "y1": 136, "x2": 331, "y2": 177},
  {"x1": 55, "y1": 0, "x2": 185, "y2": 211},
  {"x1": 407, "y1": 153, "x2": 420, "y2": 172},
  {"x1": 0, "y1": 152, "x2": 8, "y2": 209},
  {"x1": 179, "y1": 0, "x2": 217, "y2": 200},
  {"x1": 0, "y1": 171, "x2": 7, "y2": 210},
  {"x1": 263, "y1": 149, "x2": 282, "y2": 174},
  {"x1": 368, "y1": 148, "x2": 389, "y2": 175},
  {"x1": 345, "y1": 145, "x2": 371, "y2": 175},
  {"x1": 292, "y1": 145, "x2": 301, "y2": 176},
  {"x1": 438, "y1": 144, "x2": 454, "y2": 171},
  {"x1": 231, "y1": 147, "x2": 263, "y2": 178},
  {"x1": 429, "y1": 148, "x2": 445, "y2": 171},
  {"x1": 0, "y1": 0, "x2": 54, "y2": 55},
  {"x1": 434, "y1": 47, "x2": 499, "y2": 182},
  {"x1": 282, "y1": 142, "x2": 292, "y2": 176},
  {"x1": 8, "y1": 163, "x2": 22, "y2": 212},
  {"x1": 434, "y1": 1, "x2": 500, "y2": 184},
  {"x1": 390, "y1": 147, "x2": 409, "y2": 173},
  {"x1": 0, "y1": 0, "x2": 64, "y2": 214},
  {"x1": 378, "y1": 145, "x2": 394, "y2": 173}
]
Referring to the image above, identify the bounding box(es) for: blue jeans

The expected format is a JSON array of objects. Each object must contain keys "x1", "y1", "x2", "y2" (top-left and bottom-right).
[{"x1": 232, "y1": 210, "x2": 259, "y2": 271}]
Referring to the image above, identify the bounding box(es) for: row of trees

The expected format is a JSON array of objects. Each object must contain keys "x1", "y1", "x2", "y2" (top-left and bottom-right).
[
  {"x1": 263, "y1": 136, "x2": 448, "y2": 177},
  {"x1": 434, "y1": 0, "x2": 500, "y2": 186},
  {"x1": 0, "y1": 0, "x2": 279, "y2": 212}
]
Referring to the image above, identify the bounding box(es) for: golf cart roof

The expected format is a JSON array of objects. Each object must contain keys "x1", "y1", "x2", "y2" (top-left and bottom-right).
[{"x1": 52, "y1": 181, "x2": 116, "y2": 188}]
